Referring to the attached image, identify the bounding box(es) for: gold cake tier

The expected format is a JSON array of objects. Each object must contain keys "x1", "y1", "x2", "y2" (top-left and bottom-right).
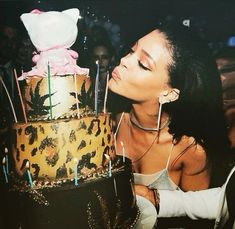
[
  {"x1": 12, "y1": 114, "x2": 115, "y2": 179},
  {"x1": 23, "y1": 74, "x2": 92, "y2": 121}
]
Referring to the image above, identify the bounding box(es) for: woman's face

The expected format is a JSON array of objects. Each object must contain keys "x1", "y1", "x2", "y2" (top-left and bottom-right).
[{"x1": 109, "y1": 30, "x2": 172, "y2": 102}]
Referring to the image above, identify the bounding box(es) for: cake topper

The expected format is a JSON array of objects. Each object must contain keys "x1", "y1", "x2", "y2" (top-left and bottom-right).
[{"x1": 20, "y1": 8, "x2": 89, "y2": 77}]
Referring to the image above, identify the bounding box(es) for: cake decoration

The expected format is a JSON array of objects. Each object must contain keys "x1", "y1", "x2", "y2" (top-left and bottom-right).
[
  {"x1": 1, "y1": 8, "x2": 139, "y2": 229},
  {"x1": 20, "y1": 8, "x2": 89, "y2": 77}
]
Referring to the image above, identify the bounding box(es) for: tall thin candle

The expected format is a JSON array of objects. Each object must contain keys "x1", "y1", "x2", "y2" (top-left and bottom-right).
[
  {"x1": 47, "y1": 62, "x2": 53, "y2": 119},
  {"x1": 94, "y1": 60, "x2": 100, "y2": 116},
  {"x1": 120, "y1": 141, "x2": 126, "y2": 162},
  {"x1": 4, "y1": 147, "x2": 9, "y2": 174},
  {"x1": 2, "y1": 157, "x2": 8, "y2": 183},
  {"x1": 114, "y1": 112, "x2": 125, "y2": 152},
  {"x1": 26, "y1": 161, "x2": 33, "y2": 188},
  {"x1": 74, "y1": 158, "x2": 78, "y2": 186},
  {"x1": 13, "y1": 68, "x2": 27, "y2": 123},
  {"x1": 73, "y1": 74, "x2": 80, "y2": 119},
  {"x1": 103, "y1": 72, "x2": 109, "y2": 114}
]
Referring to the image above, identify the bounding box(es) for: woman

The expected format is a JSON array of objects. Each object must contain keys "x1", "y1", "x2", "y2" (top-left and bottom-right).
[
  {"x1": 87, "y1": 41, "x2": 115, "y2": 112},
  {"x1": 108, "y1": 22, "x2": 231, "y2": 207}
]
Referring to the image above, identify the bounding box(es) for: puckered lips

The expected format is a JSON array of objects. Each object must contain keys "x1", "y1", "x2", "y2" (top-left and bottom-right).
[{"x1": 112, "y1": 68, "x2": 122, "y2": 81}]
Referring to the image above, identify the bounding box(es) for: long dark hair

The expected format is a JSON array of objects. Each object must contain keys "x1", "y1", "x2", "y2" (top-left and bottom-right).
[{"x1": 157, "y1": 22, "x2": 232, "y2": 186}]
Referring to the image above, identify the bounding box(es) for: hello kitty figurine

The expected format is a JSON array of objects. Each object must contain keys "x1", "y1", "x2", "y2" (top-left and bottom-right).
[{"x1": 20, "y1": 8, "x2": 89, "y2": 77}]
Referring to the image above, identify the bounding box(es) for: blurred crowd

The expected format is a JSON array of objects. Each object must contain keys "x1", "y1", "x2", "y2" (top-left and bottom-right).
[{"x1": 1, "y1": 17, "x2": 235, "y2": 148}]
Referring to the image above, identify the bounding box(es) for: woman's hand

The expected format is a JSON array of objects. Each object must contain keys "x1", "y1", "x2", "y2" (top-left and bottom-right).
[{"x1": 134, "y1": 184, "x2": 157, "y2": 206}]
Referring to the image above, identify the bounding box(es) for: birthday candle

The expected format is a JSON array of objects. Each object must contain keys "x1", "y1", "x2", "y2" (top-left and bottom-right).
[
  {"x1": 94, "y1": 60, "x2": 100, "y2": 116},
  {"x1": 2, "y1": 157, "x2": 8, "y2": 183},
  {"x1": 26, "y1": 161, "x2": 33, "y2": 188},
  {"x1": 120, "y1": 141, "x2": 126, "y2": 163},
  {"x1": 13, "y1": 68, "x2": 27, "y2": 123},
  {"x1": 114, "y1": 112, "x2": 125, "y2": 152},
  {"x1": 104, "y1": 154, "x2": 112, "y2": 177},
  {"x1": 47, "y1": 62, "x2": 53, "y2": 119},
  {"x1": 73, "y1": 74, "x2": 80, "y2": 119},
  {"x1": 103, "y1": 72, "x2": 109, "y2": 114},
  {"x1": 4, "y1": 147, "x2": 9, "y2": 174},
  {"x1": 74, "y1": 158, "x2": 78, "y2": 186}
]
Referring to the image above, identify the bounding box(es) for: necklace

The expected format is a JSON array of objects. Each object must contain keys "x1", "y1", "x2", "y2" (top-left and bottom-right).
[
  {"x1": 129, "y1": 112, "x2": 170, "y2": 132},
  {"x1": 128, "y1": 118, "x2": 159, "y2": 164}
]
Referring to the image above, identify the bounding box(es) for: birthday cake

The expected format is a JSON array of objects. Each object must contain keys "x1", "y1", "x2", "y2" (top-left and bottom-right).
[{"x1": 2, "y1": 8, "x2": 139, "y2": 229}]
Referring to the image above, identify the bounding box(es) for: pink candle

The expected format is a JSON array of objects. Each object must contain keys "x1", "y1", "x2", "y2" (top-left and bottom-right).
[{"x1": 94, "y1": 60, "x2": 100, "y2": 116}]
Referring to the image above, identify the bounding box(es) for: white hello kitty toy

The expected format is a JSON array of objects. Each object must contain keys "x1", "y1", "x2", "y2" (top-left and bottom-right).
[{"x1": 20, "y1": 8, "x2": 89, "y2": 77}]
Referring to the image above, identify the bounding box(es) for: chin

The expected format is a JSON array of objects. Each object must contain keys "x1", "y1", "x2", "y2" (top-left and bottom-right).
[{"x1": 108, "y1": 79, "x2": 124, "y2": 96}]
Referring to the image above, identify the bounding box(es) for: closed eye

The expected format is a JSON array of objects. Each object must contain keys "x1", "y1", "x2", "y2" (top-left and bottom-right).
[{"x1": 138, "y1": 61, "x2": 150, "y2": 71}]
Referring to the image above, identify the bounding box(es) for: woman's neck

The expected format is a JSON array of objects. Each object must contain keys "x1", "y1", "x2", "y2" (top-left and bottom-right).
[{"x1": 131, "y1": 102, "x2": 169, "y2": 130}]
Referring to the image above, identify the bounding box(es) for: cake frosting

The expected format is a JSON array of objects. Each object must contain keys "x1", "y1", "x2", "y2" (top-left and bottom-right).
[
  {"x1": 1, "y1": 8, "x2": 139, "y2": 229},
  {"x1": 12, "y1": 114, "x2": 114, "y2": 179}
]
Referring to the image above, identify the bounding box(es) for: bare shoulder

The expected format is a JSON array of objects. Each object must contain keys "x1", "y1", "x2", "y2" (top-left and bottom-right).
[{"x1": 177, "y1": 136, "x2": 208, "y2": 176}]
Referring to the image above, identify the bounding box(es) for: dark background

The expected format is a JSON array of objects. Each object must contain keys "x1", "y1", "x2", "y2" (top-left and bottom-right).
[{"x1": 1, "y1": 0, "x2": 235, "y2": 51}]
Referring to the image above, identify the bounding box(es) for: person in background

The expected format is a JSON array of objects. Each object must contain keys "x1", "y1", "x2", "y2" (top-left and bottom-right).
[
  {"x1": 108, "y1": 21, "x2": 233, "y2": 227},
  {"x1": 0, "y1": 24, "x2": 19, "y2": 100},
  {"x1": 88, "y1": 41, "x2": 116, "y2": 110},
  {"x1": 0, "y1": 23, "x2": 21, "y2": 229},
  {"x1": 0, "y1": 24, "x2": 21, "y2": 153},
  {"x1": 214, "y1": 47, "x2": 235, "y2": 148}
]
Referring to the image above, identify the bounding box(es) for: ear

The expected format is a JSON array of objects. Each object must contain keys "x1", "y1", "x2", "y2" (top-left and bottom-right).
[
  {"x1": 20, "y1": 13, "x2": 38, "y2": 32},
  {"x1": 62, "y1": 8, "x2": 82, "y2": 23},
  {"x1": 159, "y1": 88, "x2": 180, "y2": 104}
]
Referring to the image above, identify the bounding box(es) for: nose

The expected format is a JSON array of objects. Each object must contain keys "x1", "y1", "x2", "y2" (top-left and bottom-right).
[{"x1": 120, "y1": 55, "x2": 128, "y2": 68}]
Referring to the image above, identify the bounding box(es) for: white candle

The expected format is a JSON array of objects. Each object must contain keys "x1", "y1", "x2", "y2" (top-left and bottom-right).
[
  {"x1": 26, "y1": 161, "x2": 33, "y2": 188},
  {"x1": 47, "y1": 62, "x2": 53, "y2": 119},
  {"x1": 2, "y1": 157, "x2": 8, "y2": 183},
  {"x1": 94, "y1": 60, "x2": 100, "y2": 116},
  {"x1": 4, "y1": 147, "x2": 9, "y2": 174},
  {"x1": 103, "y1": 72, "x2": 109, "y2": 114},
  {"x1": 74, "y1": 158, "x2": 78, "y2": 186},
  {"x1": 104, "y1": 154, "x2": 112, "y2": 177},
  {"x1": 120, "y1": 141, "x2": 125, "y2": 162},
  {"x1": 74, "y1": 74, "x2": 80, "y2": 119}
]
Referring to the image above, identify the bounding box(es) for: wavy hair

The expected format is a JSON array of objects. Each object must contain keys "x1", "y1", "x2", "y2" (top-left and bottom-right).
[{"x1": 156, "y1": 22, "x2": 232, "y2": 186}]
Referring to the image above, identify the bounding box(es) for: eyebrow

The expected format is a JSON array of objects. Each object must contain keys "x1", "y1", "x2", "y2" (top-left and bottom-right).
[{"x1": 136, "y1": 41, "x2": 156, "y2": 68}]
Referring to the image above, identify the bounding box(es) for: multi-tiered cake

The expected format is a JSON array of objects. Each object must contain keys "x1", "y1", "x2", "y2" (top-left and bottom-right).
[{"x1": 2, "y1": 8, "x2": 139, "y2": 229}]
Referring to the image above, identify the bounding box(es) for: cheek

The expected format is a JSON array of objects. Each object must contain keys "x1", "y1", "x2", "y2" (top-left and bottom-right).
[{"x1": 109, "y1": 77, "x2": 158, "y2": 102}]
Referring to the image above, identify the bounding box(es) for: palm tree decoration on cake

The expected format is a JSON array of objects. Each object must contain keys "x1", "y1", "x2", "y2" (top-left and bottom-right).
[
  {"x1": 70, "y1": 80, "x2": 92, "y2": 111},
  {"x1": 26, "y1": 79, "x2": 59, "y2": 118}
]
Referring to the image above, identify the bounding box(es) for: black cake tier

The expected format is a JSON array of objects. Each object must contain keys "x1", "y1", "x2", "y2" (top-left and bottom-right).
[{"x1": 3, "y1": 156, "x2": 139, "y2": 229}]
